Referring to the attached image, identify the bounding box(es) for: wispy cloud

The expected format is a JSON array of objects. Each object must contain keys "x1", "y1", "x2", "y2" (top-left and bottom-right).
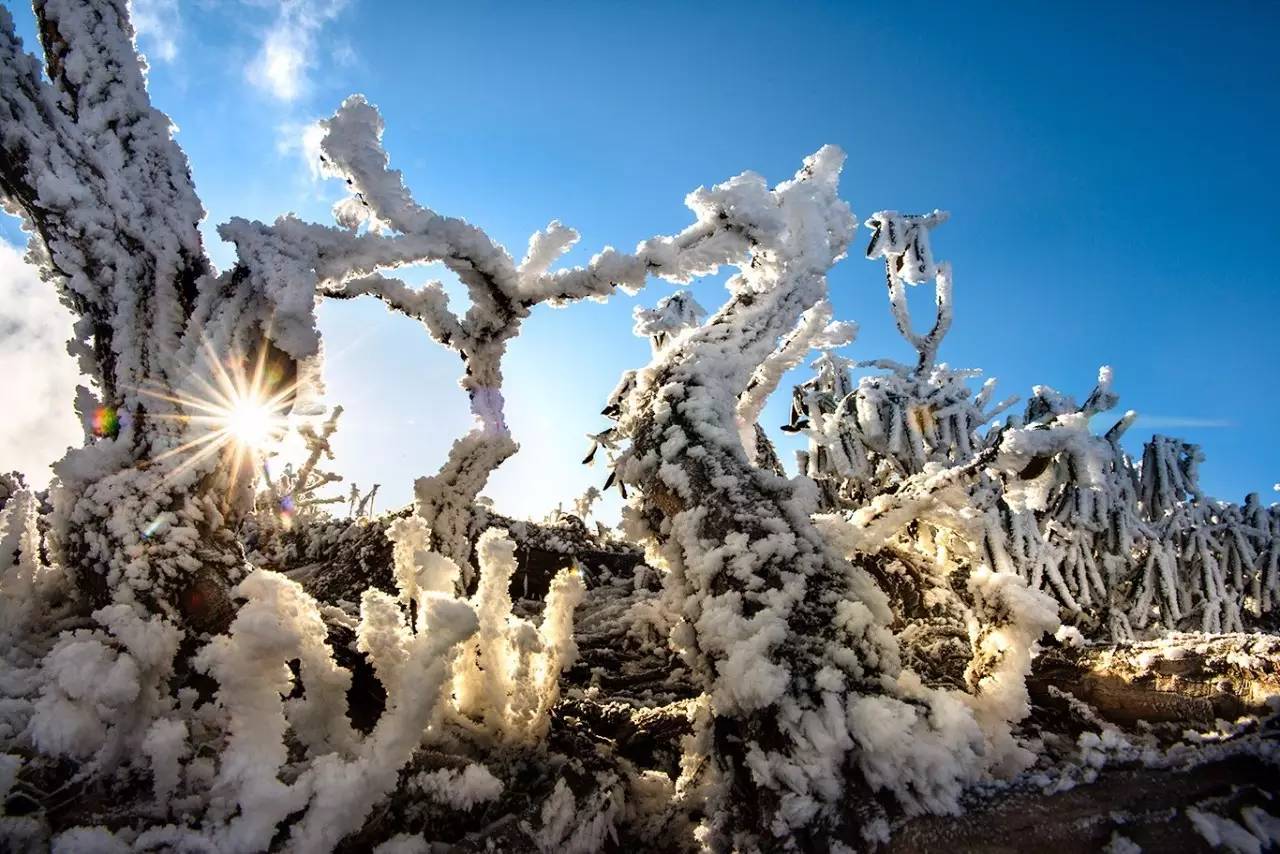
[
  {"x1": 1134, "y1": 415, "x2": 1236, "y2": 429},
  {"x1": 247, "y1": 0, "x2": 349, "y2": 101},
  {"x1": 274, "y1": 119, "x2": 329, "y2": 181},
  {"x1": 0, "y1": 241, "x2": 85, "y2": 487},
  {"x1": 131, "y1": 0, "x2": 182, "y2": 63}
]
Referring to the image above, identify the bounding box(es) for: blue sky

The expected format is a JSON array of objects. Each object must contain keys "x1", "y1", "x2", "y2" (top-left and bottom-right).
[{"x1": 2, "y1": 0, "x2": 1277, "y2": 519}]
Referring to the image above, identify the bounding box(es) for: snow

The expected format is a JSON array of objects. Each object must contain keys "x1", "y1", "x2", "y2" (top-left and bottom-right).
[
  {"x1": 27, "y1": 604, "x2": 180, "y2": 767},
  {"x1": 1187, "y1": 807, "x2": 1266, "y2": 854},
  {"x1": 413, "y1": 763, "x2": 504, "y2": 810},
  {"x1": 51, "y1": 827, "x2": 129, "y2": 854},
  {"x1": 385, "y1": 514, "x2": 462, "y2": 602},
  {"x1": 1, "y1": 4, "x2": 1277, "y2": 849},
  {"x1": 533, "y1": 775, "x2": 624, "y2": 854},
  {"x1": 1104, "y1": 832, "x2": 1142, "y2": 854},
  {"x1": 843, "y1": 569, "x2": 1056, "y2": 816},
  {"x1": 0, "y1": 753, "x2": 19, "y2": 802},
  {"x1": 1054, "y1": 625, "x2": 1086, "y2": 648},
  {"x1": 372, "y1": 834, "x2": 431, "y2": 854},
  {"x1": 141, "y1": 716, "x2": 188, "y2": 804}
]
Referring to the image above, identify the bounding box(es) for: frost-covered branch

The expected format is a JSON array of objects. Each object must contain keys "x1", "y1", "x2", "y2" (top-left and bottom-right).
[
  {"x1": 865, "y1": 210, "x2": 951, "y2": 371},
  {"x1": 452, "y1": 528, "x2": 586, "y2": 744},
  {"x1": 735, "y1": 299, "x2": 855, "y2": 466},
  {"x1": 224, "y1": 95, "x2": 793, "y2": 578},
  {"x1": 190, "y1": 564, "x2": 479, "y2": 851},
  {"x1": 317, "y1": 273, "x2": 464, "y2": 347},
  {"x1": 256, "y1": 406, "x2": 348, "y2": 535}
]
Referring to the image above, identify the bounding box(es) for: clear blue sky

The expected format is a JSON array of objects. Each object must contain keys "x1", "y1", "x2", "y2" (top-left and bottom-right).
[{"x1": 2, "y1": 1, "x2": 1277, "y2": 518}]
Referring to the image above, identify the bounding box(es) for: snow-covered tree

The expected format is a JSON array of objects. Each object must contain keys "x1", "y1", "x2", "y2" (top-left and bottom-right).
[
  {"x1": 597, "y1": 160, "x2": 1064, "y2": 848},
  {"x1": 0, "y1": 0, "x2": 321, "y2": 634}
]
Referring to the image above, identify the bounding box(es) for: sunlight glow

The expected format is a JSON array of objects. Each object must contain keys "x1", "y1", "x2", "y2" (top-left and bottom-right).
[
  {"x1": 134, "y1": 336, "x2": 298, "y2": 494},
  {"x1": 225, "y1": 397, "x2": 278, "y2": 450}
]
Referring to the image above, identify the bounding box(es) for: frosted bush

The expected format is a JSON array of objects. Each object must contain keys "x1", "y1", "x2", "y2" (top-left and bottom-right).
[
  {"x1": 185, "y1": 560, "x2": 480, "y2": 851},
  {"x1": 453, "y1": 528, "x2": 586, "y2": 744},
  {"x1": 798, "y1": 211, "x2": 1275, "y2": 640}
]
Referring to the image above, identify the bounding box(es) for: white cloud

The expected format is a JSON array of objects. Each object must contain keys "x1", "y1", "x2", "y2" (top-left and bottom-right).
[
  {"x1": 274, "y1": 118, "x2": 329, "y2": 179},
  {"x1": 331, "y1": 40, "x2": 357, "y2": 67},
  {"x1": 131, "y1": 0, "x2": 181, "y2": 63},
  {"x1": 0, "y1": 241, "x2": 85, "y2": 488},
  {"x1": 246, "y1": 0, "x2": 349, "y2": 101}
]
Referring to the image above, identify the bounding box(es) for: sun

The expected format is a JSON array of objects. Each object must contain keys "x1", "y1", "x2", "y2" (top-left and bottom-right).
[
  {"x1": 224, "y1": 395, "x2": 279, "y2": 450},
  {"x1": 137, "y1": 338, "x2": 297, "y2": 487}
]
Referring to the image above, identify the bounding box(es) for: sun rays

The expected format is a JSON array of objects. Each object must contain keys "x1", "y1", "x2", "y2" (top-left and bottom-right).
[{"x1": 134, "y1": 336, "x2": 299, "y2": 494}]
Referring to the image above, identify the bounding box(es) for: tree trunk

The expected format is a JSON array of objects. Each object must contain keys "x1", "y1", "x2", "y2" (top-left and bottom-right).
[
  {"x1": 0, "y1": 0, "x2": 298, "y2": 629},
  {"x1": 617, "y1": 153, "x2": 900, "y2": 847}
]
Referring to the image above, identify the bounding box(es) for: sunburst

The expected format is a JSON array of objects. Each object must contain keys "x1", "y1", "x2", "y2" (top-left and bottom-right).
[{"x1": 135, "y1": 337, "x2": 299, "y2": 493}]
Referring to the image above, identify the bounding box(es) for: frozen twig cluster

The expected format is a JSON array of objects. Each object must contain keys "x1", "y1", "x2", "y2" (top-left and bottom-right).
[
  {"x1": 258, "y1": 405, "x2": 346, "y2": 526},
  {"x1": 800, "y1": 216, "x2": 1278, "y2": 640}
]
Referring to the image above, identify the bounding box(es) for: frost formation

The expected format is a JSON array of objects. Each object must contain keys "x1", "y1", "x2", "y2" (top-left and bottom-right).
[{"x1": 0, "y1": 3, "x2": 1277, "y2": 853}]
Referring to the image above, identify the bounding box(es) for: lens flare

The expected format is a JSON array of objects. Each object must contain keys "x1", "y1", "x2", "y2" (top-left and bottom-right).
[
  {"x1": 142, "y1": 516, "x2": 167, "y2": 539},
  {"x1": 92, "y1": 406, "x2": 119, "y2": 438},
  {"x1": 134, "y1": 335, "x2": 298, "y2": 492},
  {"x1": 278, "y1": 494, "x2": 296, "y2": 529}
]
